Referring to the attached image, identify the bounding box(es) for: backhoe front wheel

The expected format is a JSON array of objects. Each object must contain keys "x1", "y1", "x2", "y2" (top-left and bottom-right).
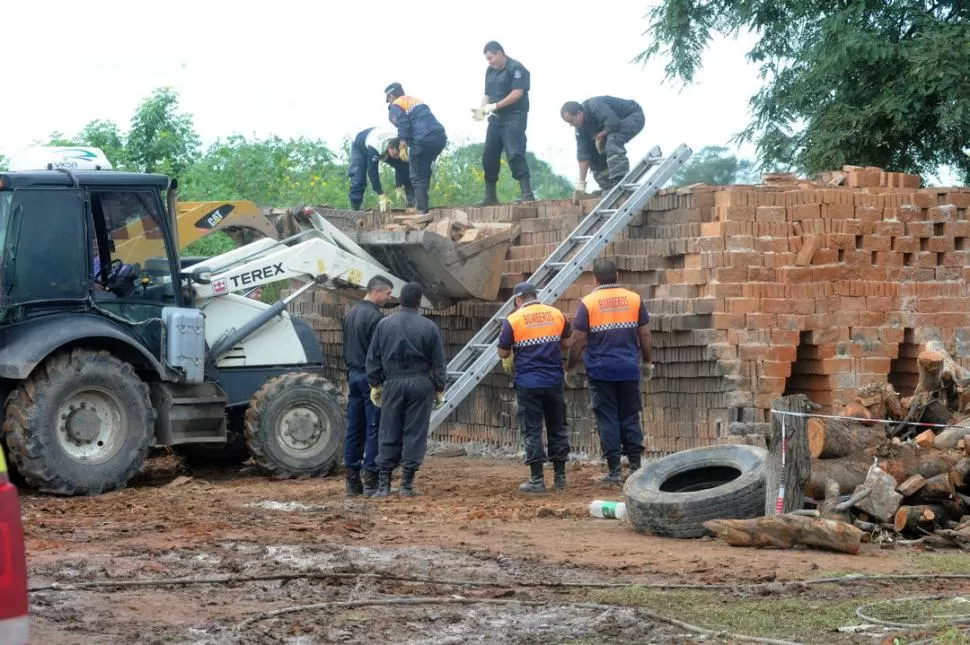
[
  {"x1": 245, "y1": 373, "x2": 344, "y2": 478},
  {"x1": 3, "y1": 348, "x2": 156, "y2": 496}
]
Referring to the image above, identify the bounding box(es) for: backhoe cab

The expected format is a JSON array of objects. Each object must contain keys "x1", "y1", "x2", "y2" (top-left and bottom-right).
[{"x1": 0, "y1": 147, "x2": 343, "y2": 495}]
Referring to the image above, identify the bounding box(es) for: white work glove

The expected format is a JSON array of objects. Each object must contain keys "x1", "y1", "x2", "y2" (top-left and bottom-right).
[
  {"x1": 394, "y1": 186, "x2": 407, "y2": 202},
  {"x1": 595, "y1": 137, "x2": 606, "y2": 154},
  {"x1": 471, "y1": 103, "x2": 497, "y2": 122},
  {"x1": 433, "y1": 392, "x2": 445, "y2": 410},
  {"x1": 643, "y1": 363, "x2": 654, "y2": 382},
  {"x1": 378, "y1": 194, "x2": 391, "y2": 213},
  {"x1": 574, "y1": 180, "x2": 587, "y2": 193}
]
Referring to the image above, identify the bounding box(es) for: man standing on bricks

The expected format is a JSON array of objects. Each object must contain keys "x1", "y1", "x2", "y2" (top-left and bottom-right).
[
  {"x1": 472, "y1": 41, "x2": 534, "y2": 205},
  {"x1": 497, "y1": 282, "x2": 572, "y2": 493},
  {"x1": 366, "y1": 282, "x2": 447, "y2": 497},
  {"x1": 342, "y1": 276, "x2": 393, "y2": 497},
  {"x1": 566, "y1": 259, "x2": 653, "y2": 484},
  {"x1": 347, "y1": 126, "x2": 414, "y2": 212},
  {"x1": 385, "y1": 82, "x2": 448, "y2": 214},
  {"x1": 560, "y1": 96, "x2": 645, "y2": 194}
]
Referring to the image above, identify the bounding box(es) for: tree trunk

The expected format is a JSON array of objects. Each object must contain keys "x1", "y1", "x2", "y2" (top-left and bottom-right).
[
  {"x1": 766, "y1": 396, "x2": 814, "y2": 516},
  {"x1": 808, "y1": 447, "x2": 964, "y2": 497},
  {"x1": 704, "y1": 515, "x2": 864, "y2": 555},
  {"x1": 808, "y1": 419, "x2": 886, "y2": 459},
  {"x1": 950, "y1": 458, "x2": 970, "y2": 490},
  {"x1": 808, "y1": 456, "x2": 872, "y2": 498},
  {"x1": 897, "y1": 474, "x2": 927, "y2": 497}
]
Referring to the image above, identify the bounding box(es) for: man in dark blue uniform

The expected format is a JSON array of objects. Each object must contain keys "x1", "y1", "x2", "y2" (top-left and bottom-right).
[
  {"x1": 561, "y1": 96, "x2": 645, "y2": 193},
  {"x1": 473, "y1": 41, "x2": 534, "y2": 205},
  {"x1": 366, "y1": 282, "x2": 447, "y2": 497},
  {"x1": 342, "y1": 275, "x2": 393, "y2": 497},
  {"x1": 567, "y1": 259, "x2": 653, "y2": 484},
  {"x1": 497, "y1": 282, "x2": 572, "y2": 493},
  {"x1": 347, "y1": 127, "x2": 414, "y2": 212},
  {"x1": 385, "y1": 82, "x2": 448, "y2": 214}
]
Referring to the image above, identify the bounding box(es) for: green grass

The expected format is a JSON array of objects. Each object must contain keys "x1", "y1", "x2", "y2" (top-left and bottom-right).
[
  {"x1": 589, "y1": 587, "x2": 863, "y2": 642},
  {"x1": 905, "y1": 553, "x2": 970, "y2": 575}
]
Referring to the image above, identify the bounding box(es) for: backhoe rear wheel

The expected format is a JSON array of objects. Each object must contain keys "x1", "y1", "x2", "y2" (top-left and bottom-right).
[
  {"x1": 3, "y1": 348, "x2": 156, "y2": 496},
  {"x1": 245, "y1": 372, "x2": 343, "y2": 478}
]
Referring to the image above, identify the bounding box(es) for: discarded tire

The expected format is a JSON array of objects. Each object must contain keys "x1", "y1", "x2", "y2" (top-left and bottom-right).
[{"x1": 623, "y1": 444, "x2": 768, "y2": 538}]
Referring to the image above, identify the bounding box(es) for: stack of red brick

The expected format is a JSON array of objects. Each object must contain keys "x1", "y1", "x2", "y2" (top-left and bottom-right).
[{"x1": 290, "y1": 172, "x2": 970, "y2": 457}]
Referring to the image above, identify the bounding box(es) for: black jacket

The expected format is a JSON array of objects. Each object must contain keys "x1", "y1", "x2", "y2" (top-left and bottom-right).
[
  {"x1": 575, "y1": 96, "x2": 642, "y2": 161},
  {"x1": 366, "y1": 307, "x2": 447, "y2": 392}
]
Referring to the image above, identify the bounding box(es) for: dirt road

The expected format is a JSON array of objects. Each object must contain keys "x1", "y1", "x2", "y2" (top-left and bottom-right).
[{"x1": 20, "y1": 453, "x2": 970, "y2": 644}]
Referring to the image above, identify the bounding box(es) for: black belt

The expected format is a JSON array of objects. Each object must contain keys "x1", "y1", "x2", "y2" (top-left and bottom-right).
[{"x1": 385, "y1": 369, "x2": 430, "y2": 379}]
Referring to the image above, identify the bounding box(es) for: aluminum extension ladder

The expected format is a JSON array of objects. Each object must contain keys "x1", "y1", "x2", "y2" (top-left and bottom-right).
[{"x1": 428, "y1": 144, "x2": 694, "y2": 431}]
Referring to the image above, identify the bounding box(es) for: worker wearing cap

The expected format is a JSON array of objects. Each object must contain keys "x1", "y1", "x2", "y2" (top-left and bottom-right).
[
  {"x1": 342, "y1": 275, "x2": 393, "y2": 497},
  {"x1": 347, "y1": 127, "x2": 415, "y2": 212},
  {"x1": 472, "y1": 41, "x2": 534, "y2": 205},
  {"x1": 384, "y1": 82, "x2": 448, "y2": 214},
  {"x1": 497, "y1": 282, "x2": 572, "y2": 493},
  {"x1": 560, "y1": 96, "x2": 645, "y2": 193},
  {"x1": 566, "y1": 258, "x2": 653, "y2": 483},
  {"x1": 366, "y1": 282, "x2": 447, "y2": 497}
]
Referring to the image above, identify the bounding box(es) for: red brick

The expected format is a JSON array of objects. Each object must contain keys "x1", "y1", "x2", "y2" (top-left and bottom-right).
[
  {"x1": 700, "y1": 221, "x2": 725, "y2": 237},
  {"x1": 840, "y1": 296, "x2": 868, "y2": 311},
  {"x1": 914, "y1": 252, "x2": 940, "y2": 268},
  {"x1": 874, "y1": 251, "x2": 904, "y2": 266},
  {"x1": 713, "y1": 312, "x2": 746, "y2": 329},
  {"x1": 754, "y1": 237, "x2": 790, "y2": 253},
  {"x1": 874, "y1": 221, "x2": 905, "y2": 236},
  {"x1": 791, "y1": 204, "x2": 822, "y2": 220},
  {"x1": 768, "y1": 345, "x2": 798, "y2": 361},
  {"x1": 739, "y1": 344, "x2": 770, "y2": 360},
  {"x1": 772, "y1": 329, "x2": 801, "y2": 346},
  {"x1": 821, "y1": 358, "x2": 852, "y2": 373},
  {"x1": 777, "y1": 267, "x2": 815, "y2": 283},
  {"x1": 716, "y1": 205, "x2": 756, "y2": 221},
  {"x1": 927, "y1": 236, "x2": 954, "y2": 253},
  {"x1": 866, "y1": 296, "x2": 895, "y2": 311},
  {"x1": 746, "y1": 313, "x2": 777, "y2": 329},
  {"x1": 813, "y1": 249, "x2": 840, "y2": 264},
  {"x1": 726, "y1": 298, "x2": 760, "y2": 314},
  {"x1": 757, "y1": 376, "x2": 788, "y2": 393},
  {"x1": 893, "y1": 236, "x2": 920, "y2": 253},
  {"x1": 822, "y1": 203, "x2": 855, "y2": 219},
  {"x1": 726, "y1": 251, "x2": 764, "y2": 268},
  {"x1": 776, "y1": 314, "x2": 807, "y2": 331},
  {"x1": 760, "y1": 361, "x2": 793, "y2": 378},
  {"x1": 863, "y1": 234, "x2": 893, "y2": 251},
  {"x1": 755, "y1": 206, "x2": 787, "y2": 222},
  {"x1": 907, "y1": 221, "x2": 934, "y2": 237},
  {"x1": 715, "y1": 267, "x2": 748, "y2": 282},
  {"x1": 855, "y1": 206, "x2": 883, "y2": 221},
  {"x1": 748, "y1": 267, "x2": 775, "y2": 281}
]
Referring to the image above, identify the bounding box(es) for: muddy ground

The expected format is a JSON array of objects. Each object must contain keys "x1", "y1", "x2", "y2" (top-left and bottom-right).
[{"x1": 19, "y1": 452, "x2": 970, "y2": 645}]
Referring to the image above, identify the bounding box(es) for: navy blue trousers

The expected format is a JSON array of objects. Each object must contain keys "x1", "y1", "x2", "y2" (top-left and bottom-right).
[
  {"x1": 345, "y1": 369, "x2": 380, "y2": 472},
  {"x1": 589, "y1": 378, "x2": 643, "y2": 460}
]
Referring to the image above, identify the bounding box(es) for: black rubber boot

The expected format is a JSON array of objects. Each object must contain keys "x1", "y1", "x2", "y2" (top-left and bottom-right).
[
  {"x1": 516, "y1": 178, "x2": 535, "y2": 203},
  {"x1": 350, "y1": 202, "x2": 362, "y2": 211},
  {"x1": 598, "y1": 457, "x2": 623, "y2": 484},
  {"x1": 518, "y1": 462, "x2": 546, "y2": 494},
  {"x1": 415, "y1": 185, "x2": 430, "y2": 214},
  {"x1": 372, "y1": 470, "x2": 393, "y2": 498},
  {"x1": 627, "y1": 454, "x2": 642, "y2": 478},
  {"x1": 345, "y1": 468, "x2": 363, "y2": 497},
  {"x1": 362, "y1": 469, "x2": 379, "y2": 497},
  {"x1": 553, "y1": 461, "x2": 567, "y2": 491},
  {"x1": 400, "y1": 468, "x2": 424, "y2": 497},
  {"x1": 479, "y1": 181, "x2": 499, "y2": 206}
]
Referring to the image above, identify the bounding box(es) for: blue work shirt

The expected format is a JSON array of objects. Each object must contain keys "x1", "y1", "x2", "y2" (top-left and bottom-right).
[
  {"x1": 573, "y1": 284, "x2": 649, "y2": 381},
  {"x1": 498, "y1": 301, "x2": 571, "y2": 389}
]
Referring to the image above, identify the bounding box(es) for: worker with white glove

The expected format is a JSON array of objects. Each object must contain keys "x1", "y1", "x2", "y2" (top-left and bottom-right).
[
  {"x1": 366, "y1": 282, "x2": 447, "y2": 498},
  {"x1": 474, "y1": 41, "x2": 534, "y2": 206},
  {"x1": 498, "y1": 282, "x2": 572, "y2": 494},
  {"x1": 561, "y1": 96, "x2": 645, "y2": 193},
  {"x1": 347, "y1": 127, "x2": 414, "y2": 210},
  {"x1": 566, "y1": 258, "x2": 653, "y2": 485}
]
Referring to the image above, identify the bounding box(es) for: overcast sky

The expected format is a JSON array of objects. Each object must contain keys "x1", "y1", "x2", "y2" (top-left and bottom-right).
[{"x1": 0, "y1": 1, "x2": 766, "y2": 183}]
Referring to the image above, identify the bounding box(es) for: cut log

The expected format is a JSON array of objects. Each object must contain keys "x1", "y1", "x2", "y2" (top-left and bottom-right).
[
  {"x1": 808, "y1": 456, "x2": 872, "y2": 497},
  {"x1": 917, "y1": 473, "x2": 955, "y2": 500},
  {"x1": 896, "y1": 474, "x2": 927, "y2": 497},
  {"x1": 704, "y1": 515, "x2": 864, "y2": 554},
  {"x1": 950, "y1": 458, "x2": 970, "y2": 490},
  {"x1": 766, "y1": 396, "x2": 814, "y2": 515},
  {"x1": 853, "y1": 465, "x2": 904, "y2": 522},
  {"x1": 915, "y1": 350, "x2": 945, "y2": 396},
  {"x1": 894, "y1": 505, "x2": 942, "y2": 533},
  {"x1": 392, "y1": 213, "x2": 433, "y2": 227},
  {"x1": 924, "y1": 340, "x2": 970, "y2": 390},
  {"x1": 809, "y1": 446, "x2": 964, "y2": 497},
  {"x1": 916, "y1": 429, "x2": 937, "y2": 449},
  {"x1": 936, "y1": 426, "x2": 970, "y2": 450},
  {"x1": 808, "y1": 419, "x2": 885, "y2": 459}
]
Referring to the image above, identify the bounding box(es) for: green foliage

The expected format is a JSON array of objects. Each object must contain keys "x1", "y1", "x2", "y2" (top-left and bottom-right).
[
  {"x1": 126, "y1": 87, "x2": 201, "y2": 175},
  {"x1": 638, "y1": 1, "x2": 970, "y2": 182},
  {"x1": 670, "y1": 145, "x2": 760, "y2": 186},
  {"x1": 0, "y1": 155, "x2": 6, "y2": 171},
  {"x1": 182, "y1": 231, "x2": 236, "y2": 257}
]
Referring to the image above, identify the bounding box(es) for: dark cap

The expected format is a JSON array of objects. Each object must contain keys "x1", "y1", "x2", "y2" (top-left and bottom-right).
[
  {"x1": 512, "y1": 282, "x2": 537, "y2": 298},
  {"x1": 384, "y1": 82, "x2": 404, "y2": 97}
]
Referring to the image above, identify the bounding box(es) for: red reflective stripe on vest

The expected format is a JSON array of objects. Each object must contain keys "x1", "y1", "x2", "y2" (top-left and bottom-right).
[{"x1": 582, "y1": 287, "x2": 640, "y2": 332}]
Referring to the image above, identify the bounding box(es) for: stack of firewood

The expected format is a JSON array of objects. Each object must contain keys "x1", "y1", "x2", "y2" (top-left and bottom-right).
[
  {"x1": 807, "y1": 341, "x2": 970, "y2": 548},
  {"x1": 380, "y1": 209, "x2": 513, "y2": 245}
]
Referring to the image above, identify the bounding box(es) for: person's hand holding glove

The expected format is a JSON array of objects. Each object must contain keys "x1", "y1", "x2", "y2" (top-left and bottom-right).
[
  {"x1": 378, "y1": 194, "x2": 391, "y2": 213},
  {"x1": 472, "y1": 103, "x2": 497, "y2": 121},
  {"x1": 433, "y1": 391, "x2": 445, "y2": 410},
  {"x1": 398, "y1": 143, "x2": 409, "y2": 162},
  {"x1": 370, "y1": 385, "x2": 383, "y2": 408},
  {"x1": 395, "y1": 186, "x2": 407, "y2": 202},
  {"x1": 595, "y1": 138, "x2": 607, "y2": 155}
]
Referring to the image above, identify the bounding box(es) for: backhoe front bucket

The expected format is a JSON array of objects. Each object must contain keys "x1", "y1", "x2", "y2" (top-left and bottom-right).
[{"x1": 355, "y1": 225, "x2": 516, "y2": 307}]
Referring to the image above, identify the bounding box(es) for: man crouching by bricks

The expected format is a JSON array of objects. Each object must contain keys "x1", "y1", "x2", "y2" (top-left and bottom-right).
[
  {"x1": 567, "y1": 259, "x2": 653, "y2": 484},
  {"x1": 497, "y1": 282, "x2": 572, "y2": 493},
  {"x1": 366, "y1": 282, "x2": 447, "y2": 497}
]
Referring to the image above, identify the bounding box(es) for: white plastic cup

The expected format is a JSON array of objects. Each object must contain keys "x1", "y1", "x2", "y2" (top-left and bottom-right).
[{"x1": 589, "y1": 500, "x2": 627, "y2": 520}]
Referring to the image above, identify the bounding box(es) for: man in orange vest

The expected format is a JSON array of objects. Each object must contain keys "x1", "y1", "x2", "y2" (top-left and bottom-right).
[
  {"x1": 566, "y1": 259, "x2": 653, "y2": 483},
  {"x1": 497, "y1": 282, "x2": 572, "y2": 493}
]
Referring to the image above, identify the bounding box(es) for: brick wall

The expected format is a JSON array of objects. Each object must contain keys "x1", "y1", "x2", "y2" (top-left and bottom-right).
[{"x1": 290, "y1": 182, "x2": 970, "y2": 456}]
